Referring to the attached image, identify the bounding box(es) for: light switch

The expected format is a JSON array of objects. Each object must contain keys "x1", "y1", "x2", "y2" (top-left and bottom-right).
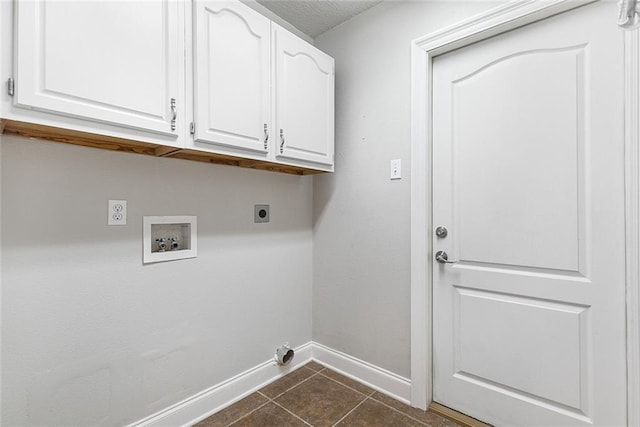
[{"x1": 390, "y1": 159, "x2": 402, "y2": 180}]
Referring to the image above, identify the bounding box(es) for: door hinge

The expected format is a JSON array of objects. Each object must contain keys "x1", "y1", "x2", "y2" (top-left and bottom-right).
[
  {"x1": 190, "y1": 122, "x2": 196, "y2": 135},
  {"x1": 7, "y1": 78, "x2": 14, "y2": 96}
]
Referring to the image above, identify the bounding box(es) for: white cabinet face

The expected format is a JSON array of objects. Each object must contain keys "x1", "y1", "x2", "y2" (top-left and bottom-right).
[
  {"x1": 273, "y1": 25, "x2": 334, "y2": 168},
  {"x1": 193, "y1": 0, "x2": 271, "y2": 155},
  {"x1": 15, "y1": 0, "x2": 181, "y2": 138}
]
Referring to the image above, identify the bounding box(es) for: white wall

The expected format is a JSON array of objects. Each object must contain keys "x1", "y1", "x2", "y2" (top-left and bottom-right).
[
  {"x1": 313, "y1": 1, "x2": 502, "y2": 379},
  {"x1": 240, "y1": 0, "x2": 313, "y2": 44},
  {"x1": 1, "y1": 136, "x2": 313, "y2": 426}
]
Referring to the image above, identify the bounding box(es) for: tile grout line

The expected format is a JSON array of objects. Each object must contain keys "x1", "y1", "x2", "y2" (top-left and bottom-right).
[
  {"x1": 367, "y1": 394, "x2": 432, "y2": 426},
  {"x1": 262, "y1": 367, "x2": 322, "y2": 400},
  {"x1": 271, "y1": 399, "x2": 314, "y2": 426},
  {"x1": 224, "y1": 367, "x2": 321, "y2": 427},
  {"x1": 266, "y1": 368, "x2": 322, "y2": 426},
  {"x1": 317, "y1": 370, "x2": 378, "y2": 399},
  {"x1": 223, "y1": 400, "x2": 271, "y2": 427},
  {"x1": 330, "y1": 395, "x2": 370, "y2": 427},
  {"x1": 217, "y1": 365, "x2": 437, "y2": 427},
  {"x1": 316, "y1": 368, "x2": 432, "y2": 425}
]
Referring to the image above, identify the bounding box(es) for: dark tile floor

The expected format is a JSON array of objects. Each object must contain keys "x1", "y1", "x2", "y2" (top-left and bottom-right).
[{"x1": 194, "y1": 361, "x2": 462, "y2": 427}]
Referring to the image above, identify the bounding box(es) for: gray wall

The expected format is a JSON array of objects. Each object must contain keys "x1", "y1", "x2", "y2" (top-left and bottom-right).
[
  {"x1": 0, "y1": 2, "x2": 514, "y2": 424},
  {"x1": 313, "y1": 1, "x2": 502, "y2": 378},
  {"x1": 1, "y1": 136, "x2": 313, "y2": 426}
]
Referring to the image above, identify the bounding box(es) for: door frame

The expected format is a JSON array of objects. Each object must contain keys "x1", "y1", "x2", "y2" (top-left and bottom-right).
[{"x1": 409, "y1": 1, "x2": 640, "y2": 425}]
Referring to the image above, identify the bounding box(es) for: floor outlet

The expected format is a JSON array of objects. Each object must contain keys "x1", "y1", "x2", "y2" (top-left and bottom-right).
[{"x1": 108, "y1": 200, "x2": 127, "y2": 226}]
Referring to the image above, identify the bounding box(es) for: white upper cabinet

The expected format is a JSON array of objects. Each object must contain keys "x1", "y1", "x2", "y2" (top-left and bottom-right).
[
  {"x1": 190, "y1": 3, "x2": 335, "y2": 170},
  {"x1": 7, "y1": 0, "x2": 334, "y2": 172},
  {"x1": 273, "y1": 24, "x2": 334, "y2": 169},
  {"x1": 193, "y1": 0, "x2": 271, "y2": 156},
  {"x1": 14, "y1": 0, "x2": 183, "y2": 140}
]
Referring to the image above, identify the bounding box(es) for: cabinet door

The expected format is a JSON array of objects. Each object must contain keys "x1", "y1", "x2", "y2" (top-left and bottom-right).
[
  {"x1": 273, "y1": 25, "x2": 334, "y2": 169},
  {"x1": 15, "y1": 0, "x2": 182, "y2": 139},
  {"x1": 193, "y1": 0, "x2": 270, "y2": 155}
]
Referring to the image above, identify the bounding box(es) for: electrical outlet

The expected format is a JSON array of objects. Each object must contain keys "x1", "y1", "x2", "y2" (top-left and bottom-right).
[
  {"x1": 390, "y1": 159, "x2": 402, "y2": 180},
  {"x1": 108, "y1": 200, "x2": 127, "y2": 226},
  {"x1": 254, "y1": 204, "x2": 270, "y2": 223}
]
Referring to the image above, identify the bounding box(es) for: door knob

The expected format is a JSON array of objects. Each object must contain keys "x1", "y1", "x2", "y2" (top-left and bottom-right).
[
  {"x1": 435, "y1": 250, "x2": 458, "y2": 264},
  {"x1": 435, "y1": 226, "x2": 448, "y2": 238}
]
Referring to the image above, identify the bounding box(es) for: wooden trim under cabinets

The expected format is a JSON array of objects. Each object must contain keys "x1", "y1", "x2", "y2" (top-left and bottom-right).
[{"x1": 0, "y1": 119, "x2": 325, "y2": 176}]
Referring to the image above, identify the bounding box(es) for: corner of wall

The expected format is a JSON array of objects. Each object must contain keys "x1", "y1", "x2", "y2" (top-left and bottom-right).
[{"x1": 239, "y1": 0, "x2": 314, "y2": 44}]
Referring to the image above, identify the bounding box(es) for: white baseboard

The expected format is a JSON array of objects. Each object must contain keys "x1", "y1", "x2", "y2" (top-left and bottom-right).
[
  {"x1": 311, "y1": 341, "x2": 411, "y2": 405},
  {"x1": 129, "y1": 342, "x2": 411, "y2": 427},
  {"x1": 130, "y1": 343, "x2": 313, "y2": 427}
]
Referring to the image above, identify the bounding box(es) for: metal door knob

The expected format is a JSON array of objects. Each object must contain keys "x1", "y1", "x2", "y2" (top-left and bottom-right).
[
  {"x1": 435, "y1": 250, "x2": 458, "y2": 264},
  {"x1": 435, "y1": 226, "x2": 448, "y2": 238}
]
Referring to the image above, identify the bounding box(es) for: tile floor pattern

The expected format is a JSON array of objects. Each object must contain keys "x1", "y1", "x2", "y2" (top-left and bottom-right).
[{"x1": 194, "y1": 361, "x2": 462, "y2": 427}]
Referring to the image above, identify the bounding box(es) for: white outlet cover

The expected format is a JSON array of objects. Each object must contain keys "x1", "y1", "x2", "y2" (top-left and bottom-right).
[
  {"x1": 108, "y1": 200, "x2": 127, "y2": 225},
  {"x1": 390, "y1": 159, "x2": 402, "y2": 180}
]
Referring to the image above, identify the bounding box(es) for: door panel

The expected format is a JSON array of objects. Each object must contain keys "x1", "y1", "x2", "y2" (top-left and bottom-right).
[
  {"x1": 193, "y1": 0, "x2": 270, "y2": 154},
  {"x1": 273, "y1": 24, "x2": 334, "y2": 167},
  {"x1": 432, "y1": 3, "x2": 625, "y2": 426},
  {"x1": 16, "y1": 0, "x2": 180, "y2": 137},
  {"x1": 453, "y1": 46, "x2": 586, "y2": 273},
  {"x1": 455, "y1": 287, "x2": 588, "y2": 409}
]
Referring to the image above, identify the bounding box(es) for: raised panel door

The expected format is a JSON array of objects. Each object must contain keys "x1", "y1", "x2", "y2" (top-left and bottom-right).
[
  {"x1": 15, "y1": 0, "x2": 182, "y2": 140},
  {"x1": 432, "y1": 2, "x2": 626, "y2": 425},
  {"x1": 192, "y1": 0, "x2": 270, "y2": 155},
  {"x1": 273, "y1": 24, "x2": 334, "y2": 169}
]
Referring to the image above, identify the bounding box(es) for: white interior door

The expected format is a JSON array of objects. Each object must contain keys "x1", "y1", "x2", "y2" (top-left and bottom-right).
[
  {"x1": 193, "y1": 0, "x2": 271, "y2": 155},
  {"x1": 432, "y1": 3, "x2": 626, "y2": 426}
]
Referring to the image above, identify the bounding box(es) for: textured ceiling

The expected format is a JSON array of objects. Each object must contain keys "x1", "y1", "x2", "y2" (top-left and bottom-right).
[{"x1": 256, "y1": 0, "x2": 383, "y2": 37}]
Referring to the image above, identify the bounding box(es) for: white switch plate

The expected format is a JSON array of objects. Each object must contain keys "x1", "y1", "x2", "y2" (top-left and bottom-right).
[
  {"x1": 108, "y1": 200, "x2": 127, "y2": 226},
  {"x1": 390, "y1": 159, "x2": 402, "y2": 180}
]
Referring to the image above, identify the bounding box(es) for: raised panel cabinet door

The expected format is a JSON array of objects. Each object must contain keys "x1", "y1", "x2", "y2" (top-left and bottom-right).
[
  {"x1": 15, "y1": 0, "x2": 182, "y2": 139},
  {"x1": 193, "y1": 0, "x2": 270, "y2": 155},
  {"x1": 273, "y1": 24, "x2": 334, "y2": 169}
]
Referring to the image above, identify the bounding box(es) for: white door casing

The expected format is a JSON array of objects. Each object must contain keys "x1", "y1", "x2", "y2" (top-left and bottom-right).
[
  {"x1": 410, "y1": 1, "x2": 640, "y2": 425},
  {"x1": 15, "y1": 0, "x2": 182, "y2": 138},
  {"x1": 192, "y1": 0, "x2": 271, "y2": 155}
]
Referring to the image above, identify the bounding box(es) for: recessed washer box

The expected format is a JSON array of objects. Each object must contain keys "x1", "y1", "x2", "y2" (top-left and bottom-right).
[{"x1": 143, "y1": 216, "x2": 197, "y2": 264}]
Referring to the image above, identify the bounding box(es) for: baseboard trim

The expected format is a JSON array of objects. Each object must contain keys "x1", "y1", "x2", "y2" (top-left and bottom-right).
[
  {"x1": 129, "y1": 342, "x2": 412, "y2": 427},
  {"x1": 130, "y1": 342, "x2": 313, "y2": 427},
  {"x1": 311, "y1": 341, "x2": 412, "y2": 404}
]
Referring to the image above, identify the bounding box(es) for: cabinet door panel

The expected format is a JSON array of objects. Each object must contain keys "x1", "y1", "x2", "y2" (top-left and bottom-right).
[
  {"x1": 15, "y1": 0, "x2": 181, "y2": 138},
  {"x1": 274, "y1": 25, "x2": 334, "y2": 168},
  {"x1": 193, "y1": 0, "x2": 270, "y2": 154}
]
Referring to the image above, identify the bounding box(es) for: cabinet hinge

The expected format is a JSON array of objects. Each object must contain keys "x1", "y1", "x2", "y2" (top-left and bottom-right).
[
  {"x1": 7, "y1": 78, "x2": 14, "y2": 96},
  {"x1": 190, "y1": 122, "x2": 196, "y2": 135}
]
